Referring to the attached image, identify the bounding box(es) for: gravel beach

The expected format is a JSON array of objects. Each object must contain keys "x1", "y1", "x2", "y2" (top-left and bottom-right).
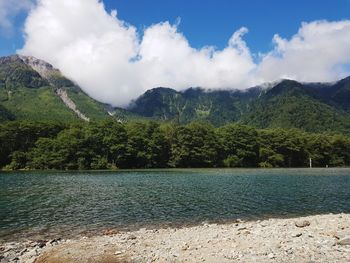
[{"x1": 1, "y1": 213, "x2": 349, "y2": 263}]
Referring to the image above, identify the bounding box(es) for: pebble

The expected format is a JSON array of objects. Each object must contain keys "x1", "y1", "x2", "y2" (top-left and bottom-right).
[
  {"x1": 181, "y1": 243, "x2": 190, "y2": 251},
  {"x1": 127, "y1": 234, "x2": 137, "y2": 240},
  {"x1": 268, "y1": 253, "x2": 275, "y2": 259},
  {"x1": 19, "y1": 248, "x2": 28, "y2": 255},
  {"x1": 2, "y1": 214, "x2": 350, "y2": 263}
]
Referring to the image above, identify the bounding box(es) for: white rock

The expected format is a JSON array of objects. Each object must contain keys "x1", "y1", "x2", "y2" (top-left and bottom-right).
[
  {"x1": 337, "y1": 236, "x2": 350, "y2": 246},
  {"x1": 295, "y1": 220, "x2": 310, "y2": 228},
  {"x1": 268, "y1": 253, "x2": 275, "y2": 259}
]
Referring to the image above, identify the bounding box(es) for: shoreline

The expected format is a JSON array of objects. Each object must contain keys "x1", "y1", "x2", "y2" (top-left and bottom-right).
[
  {"x1": 2, "y1": 167, "x2": 350, "y2": 172},
  {"x1": 1, "y1": 213, "x2": 349, "y2": 263},
  {"x1": 1, "y1": 211, "x2": 347, "y2": 243}
]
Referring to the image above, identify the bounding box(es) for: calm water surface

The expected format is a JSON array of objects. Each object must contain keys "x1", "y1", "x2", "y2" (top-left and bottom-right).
[{"x1": 0, "y1": 168, "x2": 350, "y2": 241}]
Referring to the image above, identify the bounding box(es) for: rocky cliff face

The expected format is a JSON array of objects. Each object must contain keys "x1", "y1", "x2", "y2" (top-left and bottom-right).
[
  {"x1": 19, "y1": 55, "x2": 76, "y2": 89},
  {"x1": 19, "y1": 55, "x2": 58, "y2": 80},
  {"x1": 19, "y1": 55, "x2": 91, "y2": 121},
  {"x1": 0, "y1": 55, "x2": 110, "y2": 122},
  {"x1": 0, "y1": 55, "x2": 49, "y2": 89}
]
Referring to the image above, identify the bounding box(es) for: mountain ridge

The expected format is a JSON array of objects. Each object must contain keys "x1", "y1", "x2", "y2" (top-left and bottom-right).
[
  {"x1": 1, "y1": 55, "x2": 350, "y2": 134},
  {"x1": 127, "y1": 77, "x2": 350, "y2": 133},
  {"x1": 0, "y1": 55, "x2": 112, "y2": 122}
]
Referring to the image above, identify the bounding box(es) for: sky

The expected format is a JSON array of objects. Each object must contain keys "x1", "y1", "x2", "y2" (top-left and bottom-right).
[{"x1": 1, "y1": 0, "x2": 350, "y2": 106}]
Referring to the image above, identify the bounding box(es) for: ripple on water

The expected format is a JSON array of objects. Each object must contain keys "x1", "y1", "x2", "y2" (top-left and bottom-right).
[{"x1": 0, "y1": 168, "x2": 350, "y2": 241}]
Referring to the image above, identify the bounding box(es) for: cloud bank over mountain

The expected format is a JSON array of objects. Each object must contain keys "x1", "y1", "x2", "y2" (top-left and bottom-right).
[{"x1": 19, "y1": 0, "x2": 350, "y2": 106}]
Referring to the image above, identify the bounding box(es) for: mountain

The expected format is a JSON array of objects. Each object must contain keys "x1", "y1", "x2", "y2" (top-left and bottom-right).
[
  {"x1": 2, "y1": 54, "x2": 350, "y2": 134},
  {"x1": 0, "y1": 55, "x2": 112, "y2": 122},
  {"x1": 314, "y1": 76, "x2": 350, "y2": 113},
  {"x1": 241, "y1": 79, "x2": 350, "y2": 133},
  {"x1": 128, "y1": 78, "x2": 350, "y2": 134},
  {"x1": 128, "y1": 86, "x2": 261, "y2": 126}
]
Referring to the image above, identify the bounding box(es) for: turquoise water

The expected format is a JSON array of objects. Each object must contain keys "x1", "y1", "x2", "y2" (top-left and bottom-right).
[{"x1": 0, "y1": 169, "x2": 350, "y2": 241}]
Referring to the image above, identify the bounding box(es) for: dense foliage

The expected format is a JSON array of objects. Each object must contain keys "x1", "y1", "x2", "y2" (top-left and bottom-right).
[
  {"x1": 1, "y1": 120, "x2": 350, "y2": 170},
  {"x1": 242, "y1": 80, "x2": 350, "y2": 134}
]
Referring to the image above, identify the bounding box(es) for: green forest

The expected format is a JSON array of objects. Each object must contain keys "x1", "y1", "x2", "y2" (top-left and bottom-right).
[{"x1": 1, "y1": 120, "x2": 350, "y2": 170}]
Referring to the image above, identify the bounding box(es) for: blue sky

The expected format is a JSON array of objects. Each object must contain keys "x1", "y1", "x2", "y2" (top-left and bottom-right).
[
  {"x1": 1, "y1": 0, "x2": 350, "y2": 56},
  {"x1": 110, "y1": 0, "x2": 350, "y2": 52}
]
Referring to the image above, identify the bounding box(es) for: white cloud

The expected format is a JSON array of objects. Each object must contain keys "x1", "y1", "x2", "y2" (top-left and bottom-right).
[
  {"x1": 257, "y1": 20, "x2": 350, "y2": 82},
  {"x1": 0, "y1": 0, "x2": 34, "y2": 35},
  {"x1": 137, "y1": 23, "x2": 255, "y2": 91},
  {"x1": 20, "y1": 0, "x2": 140, "y2": 106},
  {"x1": 19, "y1": 0, "x2": 350, "y2": 106},
  {"x1": 19, "y1": 0, "x2": 256, "y2": 106}
]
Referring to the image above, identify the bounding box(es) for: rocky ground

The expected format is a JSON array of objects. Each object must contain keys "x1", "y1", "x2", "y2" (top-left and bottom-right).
[{"x1": 1, "y1": 213, "x2": 349, "y2": 263}]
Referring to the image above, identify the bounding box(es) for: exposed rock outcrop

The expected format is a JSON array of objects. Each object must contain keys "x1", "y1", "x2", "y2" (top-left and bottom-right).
[
  {"x1": 18, "y1": 55, "x2": 59, "y2": 80},
  {"x1": 56, "y1": 88, "x2": 90, "y2": 122},
  {"x1": 19, "y1": 55, "x2": 90, "y2": 122}
]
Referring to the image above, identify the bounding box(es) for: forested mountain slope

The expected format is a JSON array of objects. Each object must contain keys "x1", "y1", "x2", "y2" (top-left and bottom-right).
[
  {"x1": 128, "y1": 78, "x2": 350, "y2": 134},
  {"x1": 241, "y1": 80, "x2": 350, "y2": 134},
  {"x1": 2, "y1": 54, "x2": 350, "y2": 134},
  {"x1": 0, "y1": 55, "x2": 111, "y2": 122},
  {"x1": 128, "y1": 87, "x2": 262, "y2": 126}
]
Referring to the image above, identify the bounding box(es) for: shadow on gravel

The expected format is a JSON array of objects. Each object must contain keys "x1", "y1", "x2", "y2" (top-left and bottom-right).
[{"x1": 34, "y1": 241, "x2": 131, "y2": 263}]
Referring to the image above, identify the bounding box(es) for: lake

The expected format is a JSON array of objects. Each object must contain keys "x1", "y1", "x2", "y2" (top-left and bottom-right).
[{"x1": 1, "y1": 168, "x2": 350, "y2": 241}]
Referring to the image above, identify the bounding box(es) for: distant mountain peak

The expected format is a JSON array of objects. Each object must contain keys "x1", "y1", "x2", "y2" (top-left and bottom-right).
[
  {"x1": 18, "y1": 55, "x2": 57, "y2": 80},
  {"x1": 0, "y1": 54, "x2": 111, "y2": 122},
  {"x1": 335, "y1": 75, "x2": 350, "y2": 85},
  {"x1": 17, "y1": 55, "x2": 76, "y2": 88},
  {"x1": 255, "y1": 79, "x2": 285, "y2": 90},
  {"x1": 145, "y1": 87, "x2": 177, "y2": 94}
]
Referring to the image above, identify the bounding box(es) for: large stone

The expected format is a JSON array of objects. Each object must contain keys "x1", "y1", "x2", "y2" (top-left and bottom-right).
[
  {"x1": 333, "y1": 232, "x2": 350, "y2": 240},
  {"x1": 295, "y1": 220, "x2": 310, "y2": 228},
  {"x1": 337, "y1": 236, "x2": 350, "y2": 245}
]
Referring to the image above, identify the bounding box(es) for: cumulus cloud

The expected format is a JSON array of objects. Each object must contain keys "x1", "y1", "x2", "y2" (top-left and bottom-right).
[
  {"x1": 137, "y1": 24, "x2": 256, "y2": 91},
  {"x1": 0, "y1": 0, "x2": 34, "y2": 35},
  {"x1": 257, "y1": 20, "x2": 350, "y2": 83},
  {"x1": 19, "y1": 0, "x2": 350, "y2": 106},
  {"x1": 19, "y1": 0, "x2": 256, "y2": 106}
]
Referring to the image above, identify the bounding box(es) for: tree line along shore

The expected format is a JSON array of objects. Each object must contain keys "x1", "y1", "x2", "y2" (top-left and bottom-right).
[{"x1": 1, "y1": 120, "x2": 350, "y2": 170}]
